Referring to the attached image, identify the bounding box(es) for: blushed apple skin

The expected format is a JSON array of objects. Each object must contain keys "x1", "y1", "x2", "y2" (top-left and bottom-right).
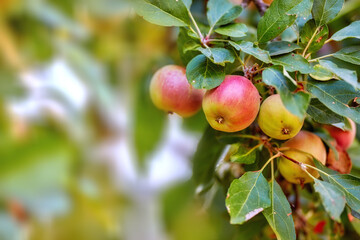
[
  {"x1": 324, "y1": 119, "x2": 356, "y2": 150},
  {"x1": 202, "y1": 75, "x2": 260, "y2": 132},
  {"x1": 257, "y1": 94, "x2": 304, "y2": 140},
  {"x1": 278, "y1": 131, "x2": 326, "y2": 184},
  {"x1": 150, "y1": 65, "x2": 205, "y2": 117},
  {"x1": 282, "y1": 131, "x2": 327, "y2": 164},
  {"x1": 327, "y1": 144, "x2": 352, "y2": 174}
]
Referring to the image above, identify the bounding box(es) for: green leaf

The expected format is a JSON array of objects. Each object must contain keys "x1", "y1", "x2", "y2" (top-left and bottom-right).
[
  {"x1": 182, "y1": 0, "x2": 192, "y2": 9},
  {"x1": 307, "y1": 80, "x2": 360, "y2": 124},
  {"x1": 186, "y1": 54, "x2": 226, "y2": 89},
  {"x1": 312, "y1": 0, "x2": 344, "y2": 26},
  {"x1": 272, "y1": 53, "x2": 314, "y2": 74},
  {"x1": 215, "y1": 23, "x2": 248, "y2": 38},
  {"x1": 134, "y1": 0, "x2": 191, "y2": 27},
  {"x1": 192, "y1": 126, "x2": 226, "y2": 190},
  {"x1": 230, "y1": 145, "x2": 258, "y2": 164},
  {"x1": 207, "y1": 0, "x2": 242, "y2": 29},
  {"x1": 330, "y1": 20, "x2": 360, "y2": 41},
  {"x1": 263, "y1": 181, "x2": 296, "y2": 240},
  {"x1": 313, "y1": 179, "x2": 346, "y2": 222},
  {"x1": 327, "y1": 174, "x2": 360, "y2": 214},
  {"x1": 333, "y1": 46, "x2": 360, "y2": 65},
  {"x1": 230, "y1": 41, "x2": 271, "y2": 63},
  {"x1": 257, "y1": 0, "x2": 303, "y2": 43},
  {"x1": 226, "y1": 172, "x2": 271, "y2": 224},
  {"x1": 307, "y1": 98, "x2": 345, "y2": 124},
  {"x1": 318, "y1": 60, "x2": 358, "y2": 89},
  {"x1": 196, "y1": 47, "x2": 236, "y2": 66},
  {"x1": 262, "y1": 66, "x2": 310, "y2": 118},
  {"x1": 310, "y1": 64, "x2": 336, "y2": 81},
  {"x1": 178, "y1": 28, "x2": 201, "y2": 65},
  {"x1": 265, "y1": 41, "x2": 301, "y2": 56},
  {"x1": 300, "y1": 19, "x2": 328, "y2": 53},
  {"x1": 288, "y1": 0, "x2": 314, "y2": 18}
]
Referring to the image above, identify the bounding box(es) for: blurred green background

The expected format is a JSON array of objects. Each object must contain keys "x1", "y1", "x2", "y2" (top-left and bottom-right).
[{"x1": 0, "y1": 0, "x2": 359, "y2": 240}]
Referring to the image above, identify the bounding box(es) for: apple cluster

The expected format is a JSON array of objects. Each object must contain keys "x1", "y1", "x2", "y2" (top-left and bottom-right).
[{"x1": 149, "y1": 65, "x2": 356, "y2": 184}]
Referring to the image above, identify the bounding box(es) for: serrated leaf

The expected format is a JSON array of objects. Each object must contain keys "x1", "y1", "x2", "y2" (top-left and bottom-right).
[
  {"x1": 307, "y1": 79, "x2": 360, "y2": 124},
  {"x1": 312, "y1": 0, "x2": 344, "y2": 26},
  {"x1": 265, "y1": 41, "x2": 301, "y2": 56},
  {"x1": 313, "y1": 179, "x2": 346, "y2": 222},
  {"x1": 310, "y1": 64, "x2": 336, "y2": 81},
  {"x1": 207, "y1": 0, "x2": 242, "y2": 29},
  {"x1": 215, "y1": 23, "x2": 248, "y2": 37},
  {"x1": 230, "y1": 41, "x2": 271, "y2": 63},
  {"x1": 272, "y1": 53, "x2": 314, "y2": 74},
  {"x1": 333, "y1": 46, "x2": 360, "y2": 65},
  {"x1": 230, "y1": 145, "x2": 258, "y2": 164},
  {"x1": 262, "y1": 66, "x2": 310, "y2": 118},
  {"x1": 186, "y1": 54, "x2": 226, "y2": 89},
  {"x1": 330, "y1": 20, "x2": 360, "y2": 41},
  {"x1": 257, "y1": 0, "x2": 303, "y2": 43},
  {"x1": 192, "y1": 126, "x2": 226, "y2": 190},
  {"x1": 318, "y1": 60, "x2": 358, "y2": 89},
  {"x1": 196, "y1": 47, "x2": 235, "y2": 66},
  {"x1": 226, "y1": 171, "x2": 271, "y2": 224},
  {"x1": 134, "y1": 0, "x2": 190, "y2": 27},
  {"x1": 307, "y1": 98, "x2": 345, "y2": 124},
  {"x1": 300, "y1": 19, "x2": 328, "y2": 53},
  {"x1": 263, "y1": 181, "x2": 296, "y2": 240}
]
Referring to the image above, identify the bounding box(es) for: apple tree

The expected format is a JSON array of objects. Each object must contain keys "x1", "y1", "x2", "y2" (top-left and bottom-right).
[{"x1": 133, "y1": 0, "x2": 360, "y2": 238}]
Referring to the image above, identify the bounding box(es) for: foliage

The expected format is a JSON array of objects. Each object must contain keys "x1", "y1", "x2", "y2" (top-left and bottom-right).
[{"x1": 134, "y1": 0, "x2": 360, "y2": 238}]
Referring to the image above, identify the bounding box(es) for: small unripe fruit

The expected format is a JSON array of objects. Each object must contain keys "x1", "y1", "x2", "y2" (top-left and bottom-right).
[
  {"x1": 278, "y1": 131, "x2": 326, "y2": 184},
  {"x1": 150, "y1": 65, "x2": 204, "y2": 117},
  {"x1": 324, "y1": 119, "x2": 356, "y2": 150},
  {"x1": 202, "y1": 75, "x2": 260, "y2": 132},
  {"x1": 258, "y1": 94, "x2": 304, "y2": 140},
  {"x1": 327, "y1": 144, "x2": 352, "y2": 174}
]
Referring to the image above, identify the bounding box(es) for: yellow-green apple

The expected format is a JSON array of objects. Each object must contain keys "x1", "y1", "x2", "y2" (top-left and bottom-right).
[{"x1": 258, "y1": 94, "x2": 304, "y2": 140}]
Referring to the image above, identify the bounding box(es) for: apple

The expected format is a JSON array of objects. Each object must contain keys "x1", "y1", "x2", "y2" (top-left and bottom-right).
[
  {"x1": 327, "y1": 144, "x2": 352, "y2": 174},
  {"x1": 150, "y1": 65, "x2": 204, "y2": 117},
  {"x1": 202, "y1": 75, "x2": 260, "y2": 132},
  {"x1": 278, "y1": 131, "x2": 326, "y2": 184},
  {"x1": 282, "y1": 131, "x2": 327, "y2": 164},
  {"x1": 324, "y1": 119, "x2": 356, "y2": 150},
  {"x1": 257, "y1": 94, "x2": 304, "y2": 140}
]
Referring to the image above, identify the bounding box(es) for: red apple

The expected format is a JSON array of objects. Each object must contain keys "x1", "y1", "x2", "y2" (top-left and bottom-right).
[
  {"x1": 324, "y1": 119, "x2": 356, "y2": 150},
  {"x1": 202, "y1": 75, "x2": 260, "y2": 132},
  {"x1": 150, "y1": 65, "x2": 205, "y2": 117}
]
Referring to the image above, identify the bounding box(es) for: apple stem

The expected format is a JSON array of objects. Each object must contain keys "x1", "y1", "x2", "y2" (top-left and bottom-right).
[{"x1": 281, "y1": 154, "x2": 301, "y2": 166}]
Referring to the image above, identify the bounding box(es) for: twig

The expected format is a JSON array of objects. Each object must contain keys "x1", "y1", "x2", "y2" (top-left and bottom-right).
[
  {"x1": 308, "y1": 53, "x2": 334, "y2": 62},
  {"x1": 253, "y1": 0, "x2": 269, "y2": 16},
  {"x1": 187, "y1": 9, "x2": 203, "y2": 39}
]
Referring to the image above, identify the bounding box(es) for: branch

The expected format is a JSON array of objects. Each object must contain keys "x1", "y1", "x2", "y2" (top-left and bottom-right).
[{"x1": 253, "y1": 0, "x2": 269, "y2": 16}]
